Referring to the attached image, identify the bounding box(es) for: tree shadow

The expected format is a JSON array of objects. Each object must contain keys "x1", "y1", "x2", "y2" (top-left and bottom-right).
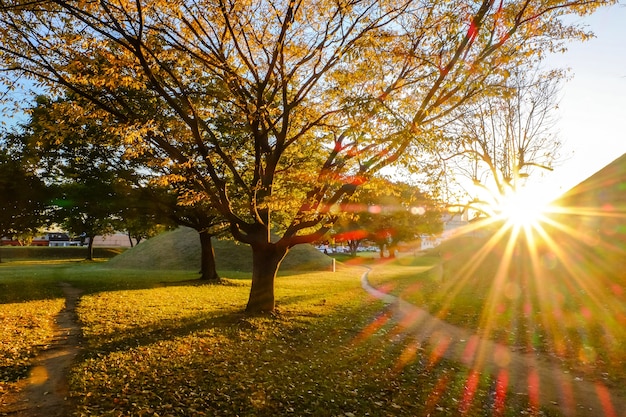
[{"x1": 82, "y1": 310, "x2": 265, "y2": 357}]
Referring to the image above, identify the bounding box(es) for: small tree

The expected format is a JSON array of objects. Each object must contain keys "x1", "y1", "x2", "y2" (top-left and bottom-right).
[
  {"x1": 114, "y1": 184, "x2": 175, "y2": 247},
  {"x1": 356, "y1": 180, "x2": 443, "y2": 258},
  {"x1": 332, "y1": 216, "x2": 369, "y2": 257},
  {"x1": 441, "y1": 67, "x2": 564, "y2": 214}
]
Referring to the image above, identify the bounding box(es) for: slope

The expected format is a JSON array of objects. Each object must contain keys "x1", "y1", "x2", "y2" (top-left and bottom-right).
[{"x1": 107, "y1": 227, "x2": 333, "y2": 273}]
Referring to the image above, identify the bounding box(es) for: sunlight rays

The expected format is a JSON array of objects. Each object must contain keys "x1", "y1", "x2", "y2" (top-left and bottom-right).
[{"x1": 356, "y1": 185, "x2": 626, "y2": 415}]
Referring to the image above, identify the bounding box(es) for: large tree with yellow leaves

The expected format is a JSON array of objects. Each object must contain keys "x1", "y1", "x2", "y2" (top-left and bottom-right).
[{"x1": 0, "y1": 0, "x2": 611, "y2": 312}]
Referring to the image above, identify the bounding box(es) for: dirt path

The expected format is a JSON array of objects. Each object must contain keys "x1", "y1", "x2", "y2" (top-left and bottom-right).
[
  {"x1": 1, "y1": 282, "x2": 82, "y2": 417},
  {"x1": 362, "y1": 270, "x2": 626, "y2": 417}
]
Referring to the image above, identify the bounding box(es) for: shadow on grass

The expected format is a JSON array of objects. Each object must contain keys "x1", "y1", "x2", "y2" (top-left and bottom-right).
[
  {"x1": 84, "y1": 310, "x2": 252, "y2": 355},
  {"x1": 82, "y1": 286, "x2": 338, "y2": 357}
]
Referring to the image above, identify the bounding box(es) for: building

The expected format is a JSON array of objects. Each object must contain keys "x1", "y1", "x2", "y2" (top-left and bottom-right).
[
  {"x1": 419, "y1": 212, "x2": 470, "y2": 250},
  {"x1": 0, "y1": 232, "x2": 81, "y2": 246}
]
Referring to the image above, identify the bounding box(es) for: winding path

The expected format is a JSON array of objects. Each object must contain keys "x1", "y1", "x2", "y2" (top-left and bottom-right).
[
  {"x1": 1, "y1": 282, "x2": 82, "y2": 417},
  {"x1": 361, "y1": 268, "x2": 626, "y2": 417}
]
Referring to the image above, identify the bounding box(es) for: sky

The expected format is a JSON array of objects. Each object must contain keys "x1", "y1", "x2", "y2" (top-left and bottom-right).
[{"x1": 529, "y1": 3, "x2": 626, "y2": 202}]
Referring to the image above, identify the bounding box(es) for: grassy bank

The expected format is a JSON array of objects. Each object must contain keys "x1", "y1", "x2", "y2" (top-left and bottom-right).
[
  {"x1": 0, "y1": 259, "x2": 545, "y2": 416},
  {"x1": 0, "y1": 246, "x2": 125, "y2": 262},
  {"x1": 367, "y1": 246, "x2": 626, "y2": 390}
]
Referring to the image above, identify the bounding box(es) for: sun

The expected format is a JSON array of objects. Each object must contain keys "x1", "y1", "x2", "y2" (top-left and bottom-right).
[{"x1": 495, "y1": 189, "x2": 548, "y2": 228}]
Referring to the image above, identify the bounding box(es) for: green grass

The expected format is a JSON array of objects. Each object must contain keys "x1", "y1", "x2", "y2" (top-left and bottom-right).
[
  {"x1": 368, "y1": 235, "x2": 626, "y2": 390},
  {"x1": 0, "y1": 259, "x2": 545, "y2": 416},
  {"x1": 0, "y1": 246, "x2": 124, "y2": 262}
]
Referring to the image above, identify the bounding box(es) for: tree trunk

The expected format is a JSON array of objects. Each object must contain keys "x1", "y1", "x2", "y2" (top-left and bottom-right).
[
  {"x1": 388, "y1": 243, "x2": 397, "y2": 258},
  {"x1": 246, "y1": 243, "x2": 288, "y2": 313},
  {"x1": 348, "y1": 240, "x2": 359, "y2": 257},
  {"x1": 127, "y1": 231, "x2": 134, "y2": 248},
  {"x1": 86, "y1": 236, "x2": 95, "y2": 260},
  {"x1": 198, "y1": 230, "x2": 219, "y2": 281}
]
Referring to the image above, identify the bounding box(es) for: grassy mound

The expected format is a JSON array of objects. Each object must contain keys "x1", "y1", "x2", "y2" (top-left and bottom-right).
[{"x1": 107, "y1": 227, "x2": 334, "y2": 273}]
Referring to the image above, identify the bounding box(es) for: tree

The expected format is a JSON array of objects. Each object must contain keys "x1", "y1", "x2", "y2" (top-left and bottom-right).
[
  {"x1": 0, "y1": 0, "x2": 610, "y2": 312},
  {"x1": 440, "y1": 66, "x2": 565, "y2": 215},
  {"x1": 171, "y1": 199, "x2": 229, "y2": 282},
  {"x1": 0, "y1": 138, "x2": 50, "y2": 261},
  {"x1": 331, "y1": 179, "x2": 443, "y2": 257},
  {"x1": 112, "y1": 184, "x2": 175, "y2": 247},
  {"x1": 331, "y1": 216, "x2": 369, "y2": 257},
  {"x1": 25, "y1": 96, "x2": 140, "y2": 260},
  {"x1": 154, "y1": 184, "x2": 229, "y2": 281},
  {"x1": 26, "y1": 93, "x2": 227, "y2": 275},
  {"x1": 355, "y1": 180, "x2": 443, "y2": 257},
  {"x1": 50, "y1": 176, "x2": 118, "y2": 259}
]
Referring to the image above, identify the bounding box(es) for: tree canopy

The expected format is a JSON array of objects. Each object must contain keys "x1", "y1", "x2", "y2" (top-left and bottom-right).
[
  {"x1": 0, "y1": 0, "x2": 612, "y2": 311},
  {"x1": 23, "y1": 95, "x2": 149, "y2": 259}
]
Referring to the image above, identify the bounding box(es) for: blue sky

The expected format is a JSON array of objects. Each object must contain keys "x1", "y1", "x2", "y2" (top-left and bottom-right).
[{"x1": 534, "y1": 3, "x2": 626, "y2": 200}]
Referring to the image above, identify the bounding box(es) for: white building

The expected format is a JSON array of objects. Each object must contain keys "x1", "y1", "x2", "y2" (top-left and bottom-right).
[
  {"x1": 420, "y1": 212, "x2": 469, "y2": 250},
  {"x1": 90, "y1": 233, "x2": 137, "y2": 247}
]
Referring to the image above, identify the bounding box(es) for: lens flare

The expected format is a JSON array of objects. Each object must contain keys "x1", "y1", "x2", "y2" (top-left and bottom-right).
[{"x1": 358, "y1": 166, "x2": 626, "y2": 414}]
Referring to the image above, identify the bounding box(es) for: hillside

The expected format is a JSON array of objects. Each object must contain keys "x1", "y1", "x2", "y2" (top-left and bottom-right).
[
  {"x1": 432, "y1": 153, "x2": 626, "y2": 288},
  {"x1": 548, "y1": 152, "x2": 626, "y2": 279},
  {"x1": 556, "y1": 152, "x2": 626, "y2": 209},
  {"x1": 107, "y1": 227, "x2": 334, "y2": 273}
]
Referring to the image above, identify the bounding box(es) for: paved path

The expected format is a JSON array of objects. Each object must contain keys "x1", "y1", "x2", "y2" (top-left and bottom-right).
[{"x1": 361, "y1": 268, "x2": 626, "y2": 417}]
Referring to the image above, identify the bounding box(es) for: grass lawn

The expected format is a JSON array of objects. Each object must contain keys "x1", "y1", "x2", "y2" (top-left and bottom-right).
[
  {"x1": 367, "y1": 245, "x2": 626, "y2": 391},
  {"x1": 0, "y1": 256, "x2": 550, "y2": 416}
]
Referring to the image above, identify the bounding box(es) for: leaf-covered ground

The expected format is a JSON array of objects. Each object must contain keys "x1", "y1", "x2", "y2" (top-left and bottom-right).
[
  {"x1": 69, "y1": 266, "x2": 543, "y2": 416},
  {"x1": 0, "y1": 261, "x2": 68, "y2": 406},
  {"x1": 0, "y1": 298, "x2": 64, "y2": 403},
  {"x1": 1, "y1": 258, "x2": 551, "y2": 416},
  {"x1": 0, "y1": 299, "x2": 65, "y2": 379}
]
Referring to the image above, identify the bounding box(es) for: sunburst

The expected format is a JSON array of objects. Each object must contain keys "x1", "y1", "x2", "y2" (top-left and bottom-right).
[{"x1": 356, "y1": 180, "x2": 626, "y2": 414}]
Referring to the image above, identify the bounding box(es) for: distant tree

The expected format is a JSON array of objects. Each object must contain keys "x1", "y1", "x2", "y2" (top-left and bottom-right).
[
  {"x1": 51, "y1": 177, "x2": 118, "y2": 259},
  {"x1": 0, "y1": 137, "x2": 50, "y2": 261},
  {"x1": 25, "y1": 96, "x2": 138, "y2": 260},
  {"x1": 330, "y1": 180, "x2": 443, "y2": 257},
  {"x1": 332, "y1": 216, "x2": 369, "y2": 257},
  {"x1": 441, "y1": 67, "x2": 564, "y2": 215},
  {"x1": 114, "y1": 184, "x2": 175, "y2": 247},
  {"x1": 119, "y1": 212, "x2": 168, "y2": 247},
  {"x1": 0, "y1": 0, "x2": 609, "y2": 312},
  {"x1": 356, "y1": 180, "x2": 444, "y2": 258}
]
